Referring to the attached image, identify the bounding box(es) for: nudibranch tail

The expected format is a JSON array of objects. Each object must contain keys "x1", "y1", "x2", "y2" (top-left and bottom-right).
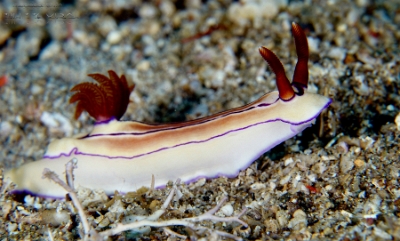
[
  {"x1": 259, "y1": 46, "x2": 295, "y2": 101},
  {"x1": 291, "y1": 22, "x2": 309, "y2": 89},
  {"x1": 69, "y1": 70, "x2": 134, "y2": 122}
]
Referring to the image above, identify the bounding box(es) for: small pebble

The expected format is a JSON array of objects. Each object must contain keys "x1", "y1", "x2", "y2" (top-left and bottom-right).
[
  {"x1": 160, "y1": 0, "x2": 175, "y2": 17},
  {"x1": 354, "y1": 159, "x2": 365, "y2": 167},
  {"x1": 373, "y1": 227, "x2": 392, "y2": 240},
  {"x1": 327, "y1": 47, "x2": 347, "y2": 61},
  {"x1": 41, "y1": 209, "x2": 70, "y2": 226},
  {"x1": 97, "y1": 16, "x2": 118, "y2": 36},
  {"x1": 31, "y1": 83, "x2": 44, "y2": 95},
  {"x1": 107, "y1": 30, "x2": 122, "y2": 45},
  {"x1": 0, "y1": 121, "x2": 13, "y2": 137},
  {"x1": 264, "y1": 219, "x2": 280, "y2": 232},
  {"x1": 307, "y1": 37, "x2": 320, "y2": 53},
  {"x1": 340, "y1": 153, "x2": 354, "y2": 173},
  {"x1": 40, "y1": 111, "x2": 73, "y2": 136},
  {"x1": 139, "y1": 4, "x2": 158, "y2": 19},
  {"x1": 288, "y1": 209, "x2": 307, "y2": 229},
  {"x1": 251, "y1": 182, "x2": 266, "y2": 190},
  {"x1": 220, "y1": 203, "x2": 234, "y2": 216},
  {"x1": 276, "y1": 210, "x2": 289, "y2": 227},
  {"x1": 284, "y1": 157, "x2": 294, "y2": 166},
  {"x1": 7, "y1": 222, "x2": 17, "y2": 233},
  {"x1": 73, "y1": 30, "x2": 90, "y2": 45}
]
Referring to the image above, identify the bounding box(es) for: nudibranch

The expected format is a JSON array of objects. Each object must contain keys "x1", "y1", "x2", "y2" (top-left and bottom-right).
[{"x1": 5, "y1": 23, "x2": 331, "y2": 198}]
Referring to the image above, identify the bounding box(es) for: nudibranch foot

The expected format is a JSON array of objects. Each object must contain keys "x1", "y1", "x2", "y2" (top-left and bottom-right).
[{"x1": 5, "y1": 23, "x2": 331, "y2": 198}]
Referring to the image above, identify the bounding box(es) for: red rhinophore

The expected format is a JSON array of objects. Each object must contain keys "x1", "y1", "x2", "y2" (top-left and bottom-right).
[
  {"x1": 291, "y1": 22, "x2": 309, "y2": 89},
  {"x1": 70, "y1": 70, "x2": 134, "y2": 122},
  {"x1": 259, "y1": 46, "x2": 295, "y2": 101},
  {"x1": 259, "y1": 22, "x2": 310, "y2": 100}
]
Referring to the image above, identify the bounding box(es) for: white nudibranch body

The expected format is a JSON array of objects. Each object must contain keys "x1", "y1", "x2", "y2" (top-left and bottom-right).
[{"x1": 5, "y1": 23, "x2": 331, "y2": 198}]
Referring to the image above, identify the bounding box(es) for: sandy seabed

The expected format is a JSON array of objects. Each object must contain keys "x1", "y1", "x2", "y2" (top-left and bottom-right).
[{"x1": 0, "y1": 0, "x2": 399, "y2": 240}]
